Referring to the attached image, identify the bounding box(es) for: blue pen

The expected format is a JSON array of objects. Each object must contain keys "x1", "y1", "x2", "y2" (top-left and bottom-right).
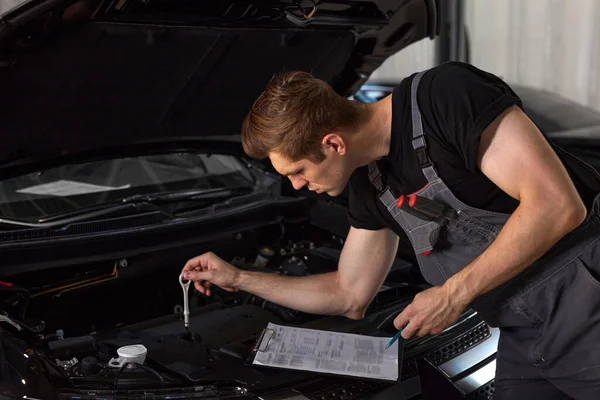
[{"x1": 385, "y1": 324, "x2": 407, "y2": 349}]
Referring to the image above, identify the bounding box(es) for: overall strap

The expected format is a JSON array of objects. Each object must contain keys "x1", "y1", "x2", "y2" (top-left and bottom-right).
[
  {"x1": 368, "y1": 70, "x2": 439, "y2": 192},
  {"x1": 410, "y1": 71, "x2": 439, "y2": 183},
  {"x1": 367, "y1": 162, "x2": 385, "y2": 196}
]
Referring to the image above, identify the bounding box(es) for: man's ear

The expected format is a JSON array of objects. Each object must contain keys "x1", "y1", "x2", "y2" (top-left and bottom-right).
[{"x1": 321, "y1": 133, "x2": 347, "y2": 155}]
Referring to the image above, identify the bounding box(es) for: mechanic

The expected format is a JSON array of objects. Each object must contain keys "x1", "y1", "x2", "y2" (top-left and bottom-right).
[{"x1": 183, "y1": 61, "x2": 600, "y2": 399}]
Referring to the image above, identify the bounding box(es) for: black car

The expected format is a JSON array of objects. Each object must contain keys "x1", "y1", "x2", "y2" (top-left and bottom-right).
[{"x1": 1, "y1": 1, "x2": 517, "y2": 399}]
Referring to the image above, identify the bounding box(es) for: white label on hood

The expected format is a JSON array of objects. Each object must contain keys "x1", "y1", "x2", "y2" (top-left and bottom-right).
[{"x1": 17, "y1": 180, "x2": 131, "y2": 197}]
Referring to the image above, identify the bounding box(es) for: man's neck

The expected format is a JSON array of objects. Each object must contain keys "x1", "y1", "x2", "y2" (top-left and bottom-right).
[{"x1": 353, "y1": 95, "x2": 393, "y2": 166}]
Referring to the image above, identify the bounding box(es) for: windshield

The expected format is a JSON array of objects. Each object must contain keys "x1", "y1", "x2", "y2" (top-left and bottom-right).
[{"x1": 0, "y1": 153, "x2": 253, "y2": 222}]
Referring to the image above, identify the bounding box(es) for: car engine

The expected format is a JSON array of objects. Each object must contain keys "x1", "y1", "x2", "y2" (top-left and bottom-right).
[
  {"x1": 1, "y1": 219, "x2": 497, "y2": 400},
  {"x1": 0, "y1": 221, "x2": 419, "y2": 396}
]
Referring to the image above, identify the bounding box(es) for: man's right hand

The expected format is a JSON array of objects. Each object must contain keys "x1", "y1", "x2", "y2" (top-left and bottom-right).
[{"x1": 182, "y1": 252, "x2": 241, "y2": 296}]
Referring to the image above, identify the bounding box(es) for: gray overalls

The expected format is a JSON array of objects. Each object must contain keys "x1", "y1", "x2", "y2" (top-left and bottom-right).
[{"x1": 368, "y1": 71, "x2": 600, "y2": 399}]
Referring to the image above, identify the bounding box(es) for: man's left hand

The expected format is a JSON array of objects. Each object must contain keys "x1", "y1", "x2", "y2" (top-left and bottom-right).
[{"x1": 393, "y1": 283, "x2": 472, "y2": 339}]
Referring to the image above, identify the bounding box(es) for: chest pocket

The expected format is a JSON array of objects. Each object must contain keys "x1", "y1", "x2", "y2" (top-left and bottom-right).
[{"x1": 380, "y1": 189, "x2": 445, "y2": 254}]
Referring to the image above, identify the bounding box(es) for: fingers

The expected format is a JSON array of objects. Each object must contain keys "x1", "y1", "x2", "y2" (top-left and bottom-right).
[
  {"x1": 202, "y1": 281, "x2": 212, "y2": 297},
  {"x1": 393, "y1": 309, "x2": 410, "y2": 331},
  {"x1": 416, "y1": 325, "x2": 429, "y2": 338},
  {"x1": 394, "y1": 306, "x2": 418, "y2": 339},
  {"x1": 400, "y1": 319, "x2": 438, "y2": 339},
  {"x1": 183, "y1": 252, "x2": 216, "y2": 272},
  {"x1": 392, "y1": 286, "x2": 459, "y2": 340},
  {"x1": 183, "y1": 256, "x2": 202, "y2": 272},
  {"x1": 194, "y1": 281, "x2": 205, "y2": 294},
  {"x1": 194, "y1": 280, "x2": 212, "y2": 296},
  {"x1": 186, "y1": 269, "x2": 212, "y2": 297},
  {"x1": 400, "y1": 320, "x2": 419, "y2": 339},
  {"x1": 184, "y1": 269, "x2": 210, "y2": 281},
  {"x1": 187, "y1": 260, "x2": 212, "y2": 296},
  {"x1": 429, "y1": 326, "x2": 444, "y2": 335}
]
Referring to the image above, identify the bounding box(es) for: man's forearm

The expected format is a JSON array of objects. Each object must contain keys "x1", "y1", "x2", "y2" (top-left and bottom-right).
[
  {"x1": 448, "y1": 104, "x2": 589, "y2": 304},
  {"x1": 233, "y1": 270, "x2": 356, "y2": 317},
  {"x1": 445, "y1": 199, "x2": 586, "y2": 304},
  {"x1": 231, "y1": 227, "x2": 399, "y2": 319}
]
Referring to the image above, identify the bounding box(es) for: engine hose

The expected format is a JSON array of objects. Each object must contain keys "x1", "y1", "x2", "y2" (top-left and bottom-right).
[{"x1": 250, "y1": 297, "x2": 302, "y2": 323}]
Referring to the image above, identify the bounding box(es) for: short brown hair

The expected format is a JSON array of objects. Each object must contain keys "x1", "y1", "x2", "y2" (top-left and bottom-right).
[{"x1": 241, "y1": 71, "x2": 362, "y2": 163}]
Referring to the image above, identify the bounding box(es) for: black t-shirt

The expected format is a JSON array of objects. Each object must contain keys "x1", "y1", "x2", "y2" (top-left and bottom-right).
[{"x1": 348, "y1": 61, "x2": 600, "y2": 239}]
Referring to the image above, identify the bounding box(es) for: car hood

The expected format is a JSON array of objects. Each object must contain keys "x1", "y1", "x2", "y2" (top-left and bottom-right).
[{"x1": 0, "y1": 0, "x2": 438, "y2": 178}]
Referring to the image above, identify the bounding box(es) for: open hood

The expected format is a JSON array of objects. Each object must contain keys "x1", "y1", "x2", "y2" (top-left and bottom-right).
[{"x1": 0, "y1": 0, "x2": 439, "y2": 178}]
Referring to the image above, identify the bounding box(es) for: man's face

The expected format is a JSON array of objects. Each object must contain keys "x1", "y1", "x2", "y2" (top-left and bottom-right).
[{"x1": 269, "y1": 141, "x2": 354, "y2": 197}]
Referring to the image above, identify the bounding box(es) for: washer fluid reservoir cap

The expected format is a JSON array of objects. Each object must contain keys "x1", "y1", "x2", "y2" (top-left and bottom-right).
[{"x1": 118, "y1": 344, "x2": 147, "y2": 358}]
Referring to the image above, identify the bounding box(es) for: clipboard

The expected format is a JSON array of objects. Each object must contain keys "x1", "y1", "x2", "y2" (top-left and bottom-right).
[{"x1": 245, "y1": 322, "x2": 404, "y2": 382}]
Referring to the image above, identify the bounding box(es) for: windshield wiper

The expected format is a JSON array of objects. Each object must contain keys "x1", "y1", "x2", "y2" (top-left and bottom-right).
[
  {"x1": 0, "y1": 202, "x2": 160, "y2": 228},
  {"x1": 119, "y1": 186, "x2": 253, "y2": 204},
  {"x1": 0, "y1": 186, "x2": 254, "y2": 228}
]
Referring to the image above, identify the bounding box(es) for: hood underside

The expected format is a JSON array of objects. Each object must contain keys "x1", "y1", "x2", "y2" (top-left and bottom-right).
[{"x1": 0, "y1": 0, "x2": 438, "y2": 177}]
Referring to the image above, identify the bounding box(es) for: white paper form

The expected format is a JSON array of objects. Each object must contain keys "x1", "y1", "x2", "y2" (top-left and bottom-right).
[{"x1": 252, "y1": 322, "x2": 399, "y2": 381}]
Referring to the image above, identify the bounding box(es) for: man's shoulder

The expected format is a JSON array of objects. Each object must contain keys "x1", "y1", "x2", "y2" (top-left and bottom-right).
[
  {"x1": 422, "y1": 61, "x2": 517, "y2": 97},
  {"x1": 388, "y1": 62, "x2": 491, "y2": 108},
  {"x1": 400, "y1": 61, "x2": 474, "y2": 84},
  {"x1": 423, "y1": 61, "x2": 493, "y2": 78}
]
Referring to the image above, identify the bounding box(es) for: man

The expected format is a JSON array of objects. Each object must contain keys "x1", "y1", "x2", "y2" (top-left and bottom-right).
[{"x1": 182, "y1": 61, "x2": 600, "y2": 399}]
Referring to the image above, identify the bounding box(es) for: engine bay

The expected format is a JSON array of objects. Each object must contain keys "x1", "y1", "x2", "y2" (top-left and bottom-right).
[{"x1": 0, "y1": 220, "x2": 424, "y2": 397}]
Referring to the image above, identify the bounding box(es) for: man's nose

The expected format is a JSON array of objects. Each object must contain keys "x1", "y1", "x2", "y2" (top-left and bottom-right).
[{"x1": 289, "y1": 176, "x2": 308, "y2": 190}]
